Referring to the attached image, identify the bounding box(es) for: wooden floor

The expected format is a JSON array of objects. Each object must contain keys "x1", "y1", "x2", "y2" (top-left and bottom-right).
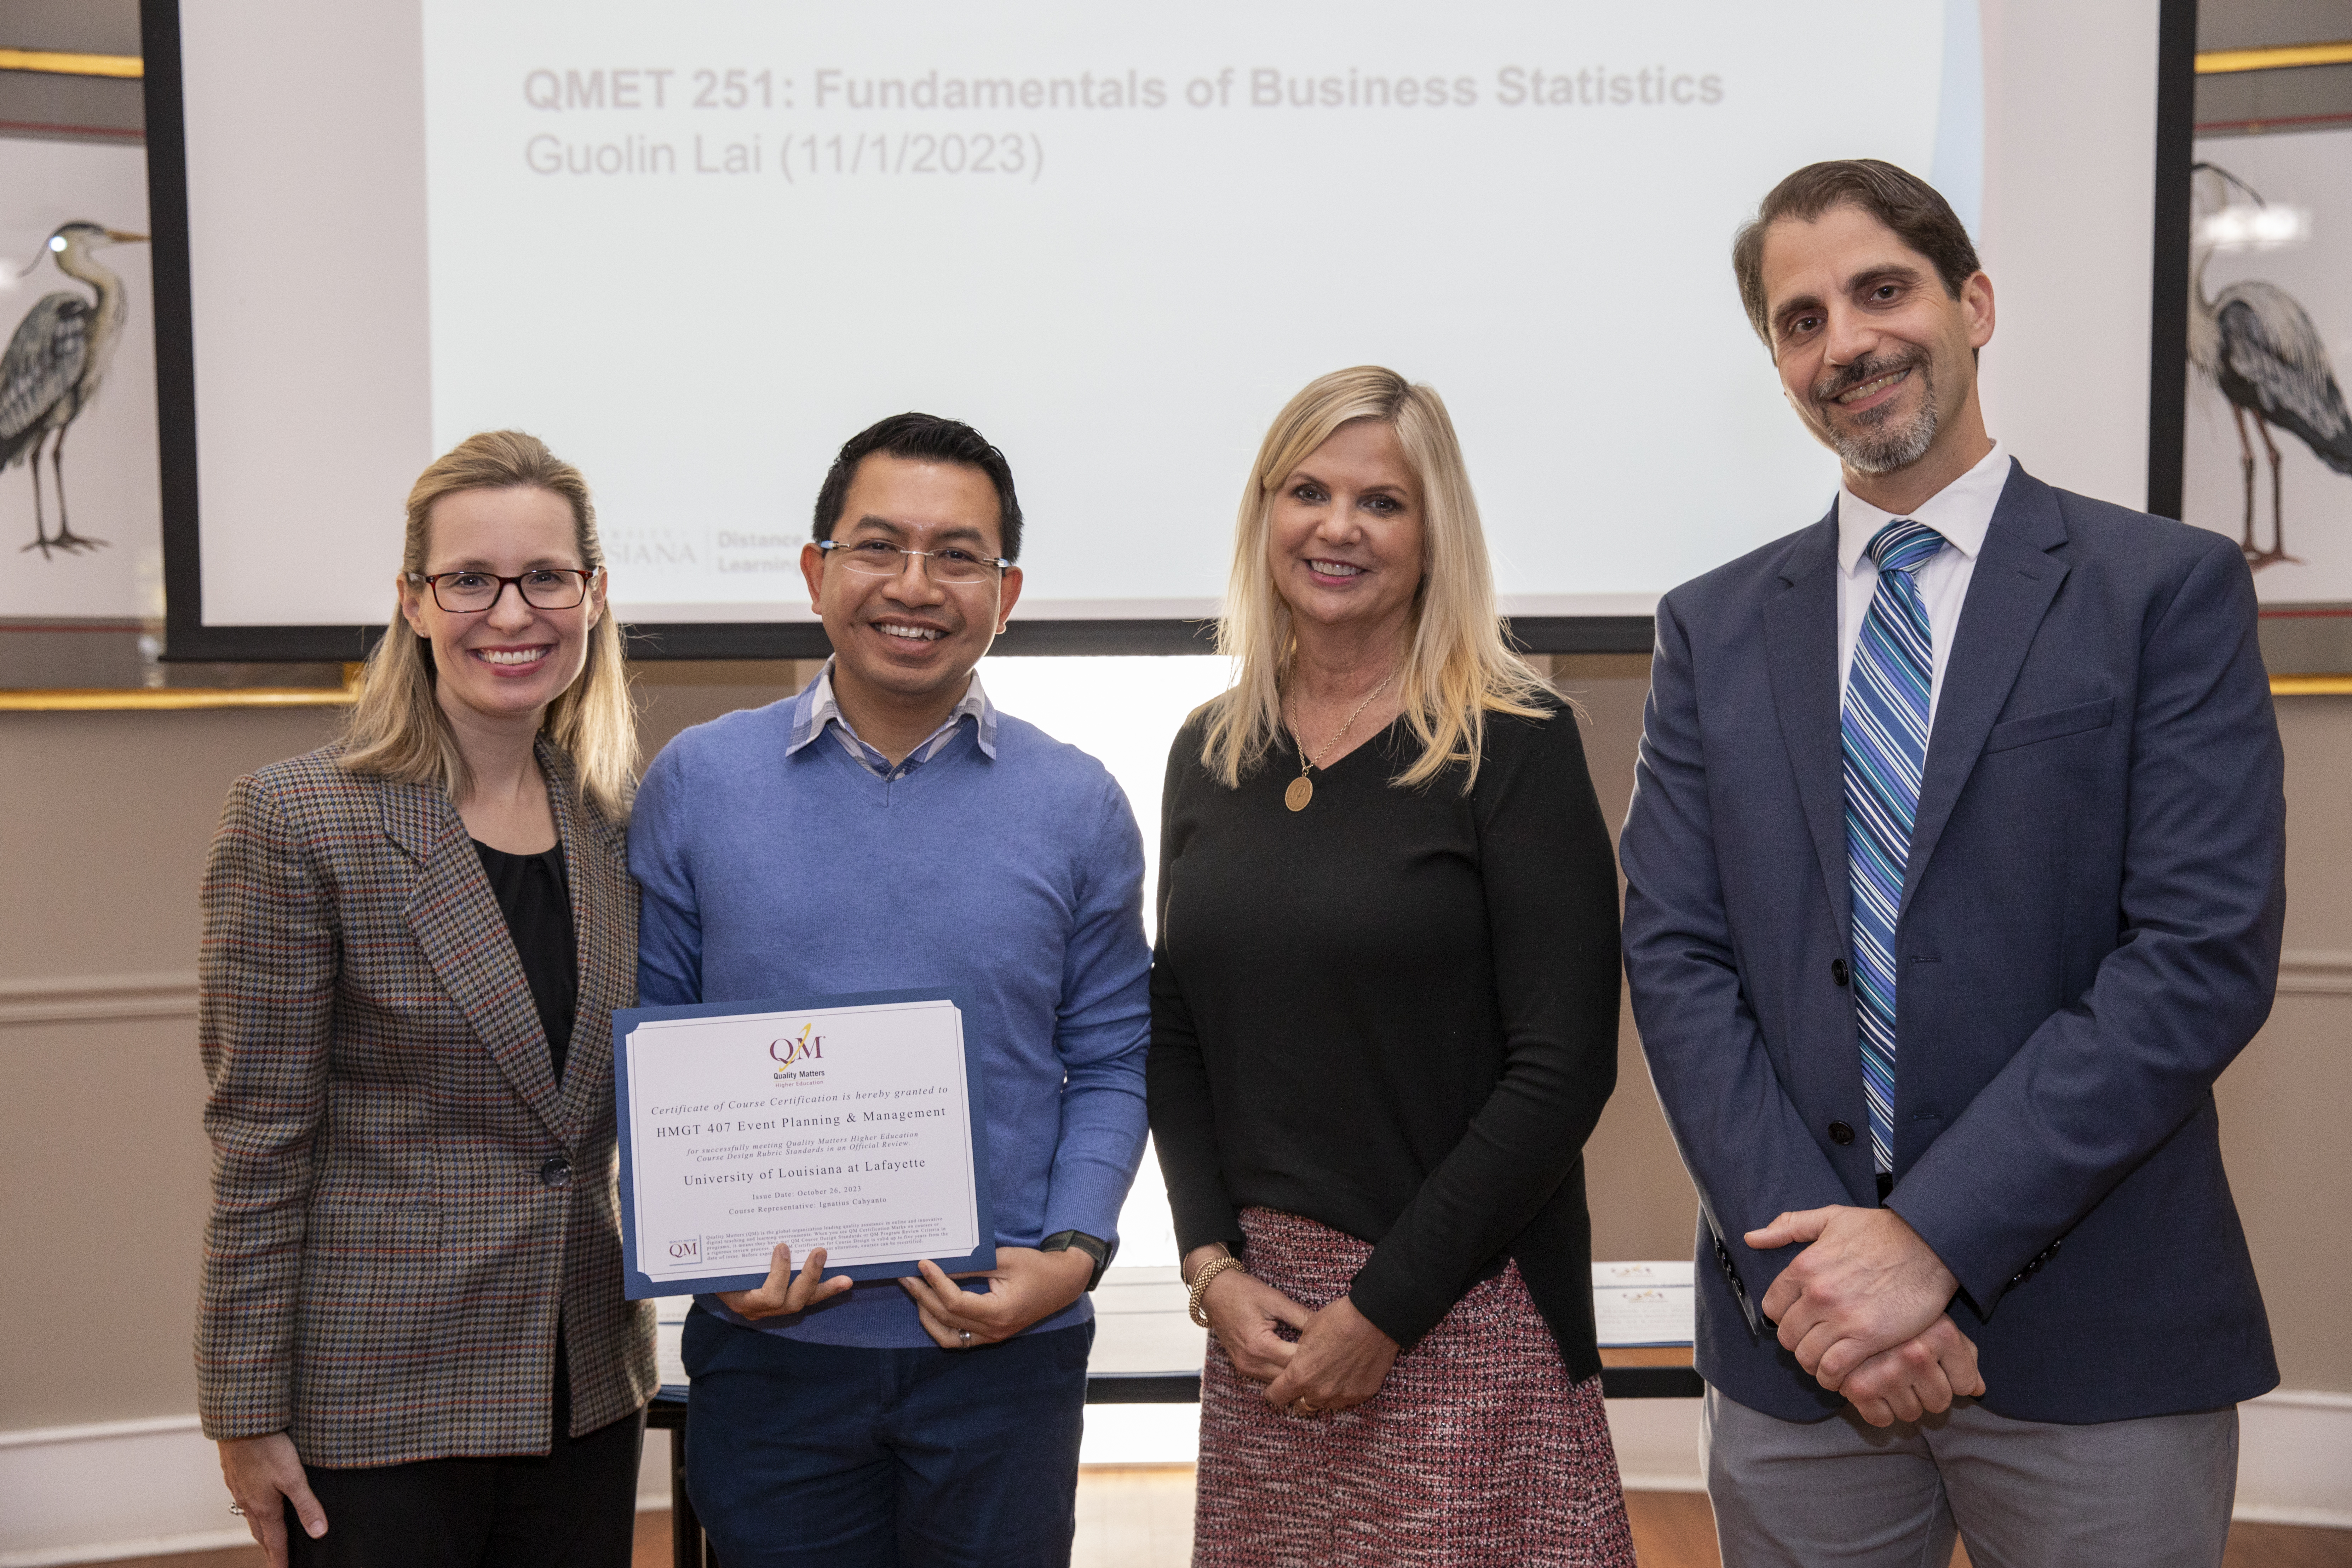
[{"x1": 97, "y1": 1487, "x2": 2352, "y2": 1568}]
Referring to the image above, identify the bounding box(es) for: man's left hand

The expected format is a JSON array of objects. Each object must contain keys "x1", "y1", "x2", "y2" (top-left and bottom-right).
[
  {"x1": 1746, "y1": 1205, "x2": 1959, "y2": 1388},
  {"x1": 1838, "y1": 1313, "x2": 1987, "y2": 1428},
  {"x1": 1261, "y1": 1296, "x2": 1399, "y2": 1417},
  {"x1": 899, "y1": 1246, "x2": 1094, "y2": 1350}
]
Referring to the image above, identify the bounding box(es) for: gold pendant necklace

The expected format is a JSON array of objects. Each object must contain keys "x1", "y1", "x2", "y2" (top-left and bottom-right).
[{"x1": 1285, "y1": 669, "x2": 1396, "y2": 813}]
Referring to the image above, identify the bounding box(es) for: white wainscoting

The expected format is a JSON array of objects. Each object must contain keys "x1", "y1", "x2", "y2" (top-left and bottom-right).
[
  {"x1": 0, "y1": 1417, "x2": 249, "y2": 1567},
  {"x1": 2236, "y1": 1390, "x2": 2352, "y2": 1528},
  {"x1": 0, "y1": 1416, "x2": 674, "y2": 1567},
  {"x1": 3, "y1": 1394, "x2": 2344, "y2": 1563},
  {"x1": 1605, "y1": 1397, "x2": 1708, "y2": 1493}
]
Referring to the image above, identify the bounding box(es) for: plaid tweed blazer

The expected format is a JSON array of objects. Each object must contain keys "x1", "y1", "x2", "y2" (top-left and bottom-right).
[{"x1": 196, "y1": 741, "x2": 655, "y2": 1468}]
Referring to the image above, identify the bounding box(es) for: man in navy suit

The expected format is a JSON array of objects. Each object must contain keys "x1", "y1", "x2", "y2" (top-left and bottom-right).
[{"x1": 1619, "y1": 160, "x2": 2283, "y2": 1567}]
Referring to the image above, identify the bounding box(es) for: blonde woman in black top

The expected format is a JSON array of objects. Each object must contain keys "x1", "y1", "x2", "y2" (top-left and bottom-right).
[{"x1": 1149, "y1": 367, "x2": 1634, "y2": 1566}]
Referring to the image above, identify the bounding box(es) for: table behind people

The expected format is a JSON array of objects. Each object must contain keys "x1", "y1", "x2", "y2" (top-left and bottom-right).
[
  {"x1": 627, "y1": 412, "x2": 1154, "y2": 1568},
  {"x1": 199, "y1": 431, "x2": 654, "y2": 1568},
  {"x1": 1619, "y1": 160, "x2": 2284, "y2": 1568},
  {"x1": 1147, "y1": 366, "x2": 1638, "y2": 1567}
]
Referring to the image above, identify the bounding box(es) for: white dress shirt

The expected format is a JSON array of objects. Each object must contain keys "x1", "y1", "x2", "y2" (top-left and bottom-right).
[{"x1": 1836, "y1": 442, "x2": 2013, "y2": 726}]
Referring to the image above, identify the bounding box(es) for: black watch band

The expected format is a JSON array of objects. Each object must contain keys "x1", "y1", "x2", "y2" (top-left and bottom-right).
[{"x1": 1039, "y1": 1229, "x2": 1113, "y2": 1291}]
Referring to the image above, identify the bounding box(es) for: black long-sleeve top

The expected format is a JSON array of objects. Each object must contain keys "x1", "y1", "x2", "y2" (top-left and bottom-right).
[
  {"x1": 473, "y1": 839, "x2": 577, "y2": 1082},
  {"x1": 1147, "y1": 694, "x2": 1622, "y2": 1374}
]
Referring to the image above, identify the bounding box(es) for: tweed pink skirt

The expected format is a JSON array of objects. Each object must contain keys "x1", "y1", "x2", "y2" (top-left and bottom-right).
[{"x1": 1192, "y1": 1208, "x2": 1636, "y2": 1568}]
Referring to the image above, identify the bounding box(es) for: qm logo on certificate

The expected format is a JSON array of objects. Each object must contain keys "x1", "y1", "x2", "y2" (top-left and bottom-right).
[
  {"x1": 771, "y1": 1022, "x2": 827, "y2": 1084},
  {"x1": 667, "y1": 1238, "x2": 701, "y2": 1264}
]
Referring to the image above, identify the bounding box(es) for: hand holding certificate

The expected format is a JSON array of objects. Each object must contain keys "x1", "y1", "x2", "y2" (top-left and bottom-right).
[
  {"x1": 898, "y1": 1245, "x2": 1097, "y2": 1349},
  {"x1": 714, "y1": 1241, "x2": 854, "y2": 1320},
  {"x1": 612, "y1": 989, "x2": 996, "y2": 1299}
]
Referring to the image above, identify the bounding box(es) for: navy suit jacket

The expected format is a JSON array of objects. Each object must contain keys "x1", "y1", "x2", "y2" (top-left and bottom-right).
[{"x1": 1618, "y1": 461, "x2": 2283, "y2": 1425}]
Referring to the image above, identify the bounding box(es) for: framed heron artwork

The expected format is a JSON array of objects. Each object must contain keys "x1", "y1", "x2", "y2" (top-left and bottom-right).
[
  {"x1": 2178, "y1": 126, "x2": 2352, "y2": 674},
  {"x1": 0, "y1": 133, "x2": 161, "y2": 622}
]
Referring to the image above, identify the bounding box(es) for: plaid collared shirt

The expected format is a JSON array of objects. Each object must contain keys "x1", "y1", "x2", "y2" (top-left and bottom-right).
[{"x1": 786, "y1": 656, "x2": 998, "y2": 777}]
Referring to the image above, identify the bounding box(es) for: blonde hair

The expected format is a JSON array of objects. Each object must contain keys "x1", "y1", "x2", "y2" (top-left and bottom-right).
[
  {"x1": 340, "y1": 430, "x2": 638, "y2": 822},
  {"x1": 1201, "y1": 366, "x2": 1551, "y2": 794}
]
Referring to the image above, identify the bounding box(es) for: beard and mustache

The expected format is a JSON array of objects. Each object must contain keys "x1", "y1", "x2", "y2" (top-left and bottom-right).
[{"x1": 1810, "y1": 347, "x2": 1940, "y2": 475}]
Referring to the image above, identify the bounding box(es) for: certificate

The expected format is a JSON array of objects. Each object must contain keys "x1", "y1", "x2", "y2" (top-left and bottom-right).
[
  {"x1": 1591, "y1": 1260, "x2": 1697, "y2": 1347},
  {"x1": 611, "y1": 988, "x2": 996, "y2": 1300}
]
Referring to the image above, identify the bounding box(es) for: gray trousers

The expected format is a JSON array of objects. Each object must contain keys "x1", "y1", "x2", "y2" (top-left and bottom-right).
[{"x1": 1701, "y1": 1386, "x2": 2239, "y2": 1568}]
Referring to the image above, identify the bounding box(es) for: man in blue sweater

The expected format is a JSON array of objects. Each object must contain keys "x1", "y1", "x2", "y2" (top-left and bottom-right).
[{"x1": 630, "y1": 413, "x2": 1152, "y2": 1567}]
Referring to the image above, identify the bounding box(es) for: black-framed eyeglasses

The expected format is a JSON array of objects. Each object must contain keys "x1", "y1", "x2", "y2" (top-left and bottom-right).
[
  {"x1": 407, "y1": 567, "x2": 598, "y2": 613},
  {"x1": 815, "y1": 538, "x2": 1009, "y2": 585}
]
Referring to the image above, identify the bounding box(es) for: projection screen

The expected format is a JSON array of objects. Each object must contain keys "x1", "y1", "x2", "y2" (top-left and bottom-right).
[{"x1": 150, "y1": 0, "x2": 1985, "y2": 659}]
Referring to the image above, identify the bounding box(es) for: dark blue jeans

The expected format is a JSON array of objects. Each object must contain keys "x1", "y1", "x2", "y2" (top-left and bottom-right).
[{"x1": 682, "y1": 1306, "x2": 1093, "y2": 1568}]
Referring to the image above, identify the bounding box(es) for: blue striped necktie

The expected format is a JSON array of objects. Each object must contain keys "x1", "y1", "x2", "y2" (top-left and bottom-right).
[{"x1": 1843, "y1": 519, "x2": 1946, "y2": 1175}]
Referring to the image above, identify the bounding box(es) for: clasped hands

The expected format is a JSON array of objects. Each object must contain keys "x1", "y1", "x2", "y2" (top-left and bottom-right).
[
  {"x1": 1744, "y1": 1205, "x2": 1985, "y2": 1428},
  {"x1": 1184, "y1": 1246, "x2": 1399, "y2": 1417},
  {"x1": 717, "y1": 1240, "x2": 1094, "y2": 1350}
]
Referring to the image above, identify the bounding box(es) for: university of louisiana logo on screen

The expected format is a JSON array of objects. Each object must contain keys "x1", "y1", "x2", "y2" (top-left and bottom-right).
[{"x1": 771, "y1": 1022, "x2": 827, "y2": 1082}]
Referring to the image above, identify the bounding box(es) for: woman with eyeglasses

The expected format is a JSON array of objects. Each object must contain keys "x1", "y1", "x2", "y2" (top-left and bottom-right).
[{"x1": 197, "y1": 431, "x2": 654, "y2": 1568}]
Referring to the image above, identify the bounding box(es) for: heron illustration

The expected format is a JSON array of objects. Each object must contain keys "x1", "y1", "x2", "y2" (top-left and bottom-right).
[
  {"x1": 1, "y1": 220, "x2": 149, "y2": 558},
  {"x1": 2187, "y1": 163, "x2": 2352, "y2": 570}
]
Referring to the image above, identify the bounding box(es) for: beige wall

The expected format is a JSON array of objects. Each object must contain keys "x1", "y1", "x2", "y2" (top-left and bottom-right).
[
  {"x1": 1, "y1": 707, "x2": 346, "y2": 1429},
  {"x1": 1551, "y1": 655, "x2": 1710, "y2": 1268},
  {"x1": 1, "y1": 667, "x2": 2345, "y2": 1432},
  {"x1": 2219, "y1": 695, "x2": 2352, "y2": 1390},
  {"x1": 0, "y1": 662, "x2": 816, "y2": 1430}
]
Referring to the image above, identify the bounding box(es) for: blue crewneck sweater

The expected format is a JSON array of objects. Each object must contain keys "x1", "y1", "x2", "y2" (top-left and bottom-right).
[{"x1": 629, "y1": 674, "x2": 1152, "y2": 1347}]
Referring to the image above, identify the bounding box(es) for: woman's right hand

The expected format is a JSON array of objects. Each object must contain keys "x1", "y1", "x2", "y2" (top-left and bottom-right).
[
  {"x1": 1193, "y1": 1255, "x2": 1315, "y2": 1383},
  {"x1": 218, "y1": 1432, "x2": 326, "y2": 1568}
]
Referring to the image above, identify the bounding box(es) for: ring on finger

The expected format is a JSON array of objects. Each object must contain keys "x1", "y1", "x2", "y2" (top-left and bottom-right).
[
  {"x1": 959, "y1": 1329, "x2": 972, "y2": 1347},
  {"x1": 228, "y1": 1504, "x2": 245, "y2": 1516}
]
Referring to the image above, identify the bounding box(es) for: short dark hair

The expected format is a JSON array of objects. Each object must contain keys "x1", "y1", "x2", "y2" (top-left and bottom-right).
[
  {"x1": 1731, "y1": 160, "x2": 1980, "y2": 348},
  {"x1": 811, "y1": 412, "x2": 1023, "y2": 562}
]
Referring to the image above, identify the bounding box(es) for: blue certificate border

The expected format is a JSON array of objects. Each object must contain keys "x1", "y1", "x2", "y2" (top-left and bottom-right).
[{"x1": 612, "y1": 987, "x2": 996, "y2": 1300}]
